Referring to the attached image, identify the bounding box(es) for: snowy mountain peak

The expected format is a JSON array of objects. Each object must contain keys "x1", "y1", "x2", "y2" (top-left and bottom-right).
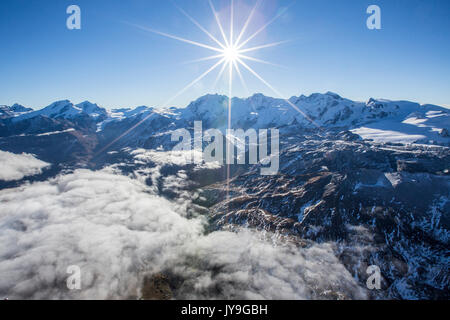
[
  {"x1": 75, "y1": 101, "x2": 107, "y2": 118},
  {"x1": 9, "y1": 103, "x2": 33, "y2": 113},
  {"x1": 77, "y1": 101, "x2": 101, "y2": 111},
  {"x1": 109, "y1": 105, "x2": 154, "y2": 119},
  {"x1": 12, "y1": 100, "x2": 107, "y2": 122},
  {"x1": 182, "y1": 94, "x2": 228, "y2": 119},
  {"x1": 0, "y1": 103, "x2": 33, "y2": 119},
  {"x1": 325, "y1": 91, "x2": 342, "y2": 99}
]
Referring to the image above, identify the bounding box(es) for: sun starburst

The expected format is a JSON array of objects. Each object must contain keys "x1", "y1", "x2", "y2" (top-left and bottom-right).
[
  {"x1": 125, "y1": 0, "x2": 294, "y2": 108},
  {"x1": 99, "y1": 0, "x2": 319, "y2": 172}
]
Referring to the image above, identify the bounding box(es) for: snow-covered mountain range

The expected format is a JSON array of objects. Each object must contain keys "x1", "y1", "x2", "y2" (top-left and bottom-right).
[{"x1": 2, "y1": 92, "x2": 449, "y2": 146}]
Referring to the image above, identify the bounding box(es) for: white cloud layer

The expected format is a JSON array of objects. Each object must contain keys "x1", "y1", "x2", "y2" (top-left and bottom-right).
[
  {"x1": 0, "y1": 169, "x2": 366, "y2": 299},
  {"x1": 0, "y1": 150, "x2": 50, "y2": 181}
]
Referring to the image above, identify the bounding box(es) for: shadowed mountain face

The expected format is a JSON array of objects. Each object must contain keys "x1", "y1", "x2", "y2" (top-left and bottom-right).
[{"x1": 0, "y1": 93, "x2": 449, "y2": 299}]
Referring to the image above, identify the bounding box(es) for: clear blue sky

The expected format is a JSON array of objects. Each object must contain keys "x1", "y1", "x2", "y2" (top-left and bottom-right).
[{"x1": 1, "y1": 0, "x2": 449, "y2": 109}]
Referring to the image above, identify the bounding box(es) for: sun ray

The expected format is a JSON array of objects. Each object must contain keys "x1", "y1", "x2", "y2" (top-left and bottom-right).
[
  {"x1": 237, "y1": 57, "x2": 321, "y2": 128},
  {"x1": 233, "y1": 59, "x2": 250, "y2": 96},
  {"x1": 182, "y1": 54, "x2": 224, "y2": 65},
  {"x1": 230, "y1": 0, "x2": 234, "y2": 45},
  {"x1": 126, "y1": 22, "x2": 223, "y2": 53},
  {"x1": 234, "y1": 0, "x2": 262, "y2": 47},
  {"x1": 237, "y1": 3, "x2": 294, "y2": 50},
  {"x1": 94, "y1": 58, "x2": 226, "y2": 157},
  {"x1": 226, "y1": 58, "x2": 233, "y2": 200},
  {"x1": 239, "y1": 40, "x2": 290, "y2": 53},
  {"x1": 174, "y1": 3, "x2": 226, "y2": 49},
  {"x1": 238, "y1": 54, "x2": 286, "y2": 69},
  {"x1": 208, "y1": 0, "x2": 229, "y2": 47},
  {"x1": 163, "y1": 57, "x2": 226, "y2": 107},
  {"x1": 212, "y1": 60, "x2": 228, "y2": 89}
]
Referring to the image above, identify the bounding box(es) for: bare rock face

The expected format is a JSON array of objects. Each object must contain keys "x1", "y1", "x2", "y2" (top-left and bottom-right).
[
  {"x1": 141, "y1": 274, "x2": 173, "y2": 300},
  {"x1": 397, "y1": 160, "x2": 427, "y2": 173}
]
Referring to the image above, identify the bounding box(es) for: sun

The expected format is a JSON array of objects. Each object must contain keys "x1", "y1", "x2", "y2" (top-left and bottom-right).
[
  {"x1": 125, "y1": 0, "x2": 293, "y2": 105},
  {"x1": 222, "y1": 45, "x2": 240, "y2": 63}
]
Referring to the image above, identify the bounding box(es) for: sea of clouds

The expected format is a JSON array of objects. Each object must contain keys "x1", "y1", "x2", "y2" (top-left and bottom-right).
[{"x1": 0, "y1": 151, "x2": 368, "y2": 300}]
